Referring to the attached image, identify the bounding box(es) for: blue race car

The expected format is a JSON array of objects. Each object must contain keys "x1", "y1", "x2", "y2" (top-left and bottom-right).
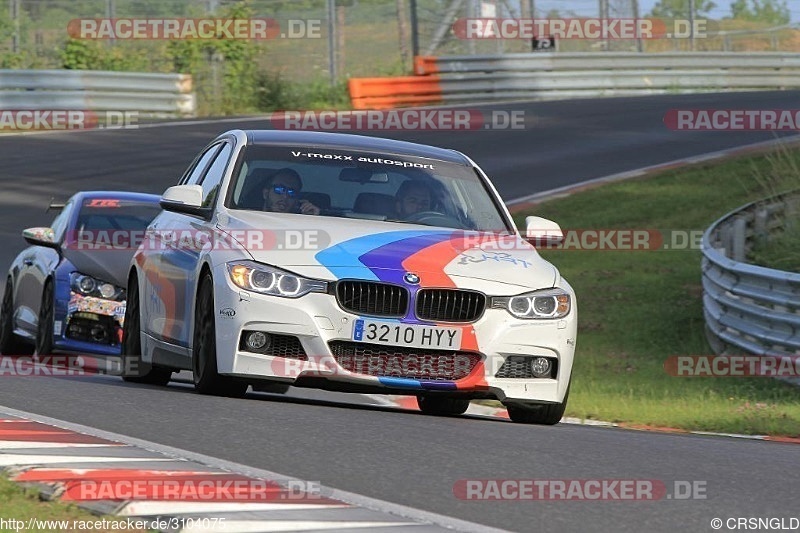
[{"x1": 0, "y1": 191, "x2": 162, "y2": 356}]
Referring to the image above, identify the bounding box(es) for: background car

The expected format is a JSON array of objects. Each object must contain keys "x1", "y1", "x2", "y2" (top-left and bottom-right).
[
  {"x1": 0, "y1": 191, "x2": 162, "y2": 356},
  {"x1": 123, "y1": 130, "x2": 576, "y2": 425}
]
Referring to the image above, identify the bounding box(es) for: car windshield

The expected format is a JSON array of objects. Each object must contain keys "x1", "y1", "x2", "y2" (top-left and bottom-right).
[
  {"x1": 226, "y1": 145, "x2": 511, "y2": 232},
  {"x1": 75, "y1": 198, "x2": 161, "y2": 232}
]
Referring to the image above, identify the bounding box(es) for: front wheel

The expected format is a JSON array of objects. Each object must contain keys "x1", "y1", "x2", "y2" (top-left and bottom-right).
[
  {"x1": 121, "y1": 274, "x2": 171, "y2": 386},
  {"x1": 505, "y1": 384, "x2": 570, "y2": 425},
  {"x1": 0, "y1": 278, "x2": 30, "y2": 355},
  {"x1": 192, "y1": 272, "x2": 247, "y2": 397},
  {"x1": 34, "y1": 281, "x2": 55, "y2": 356},
  {"x1": 416, "y1": 396, "x2": 470, "y2": 416}
]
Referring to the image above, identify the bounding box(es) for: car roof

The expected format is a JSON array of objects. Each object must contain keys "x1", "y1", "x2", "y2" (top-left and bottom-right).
[{"x1": 244, "y1": 130, "x2": 471, "y2": 166}]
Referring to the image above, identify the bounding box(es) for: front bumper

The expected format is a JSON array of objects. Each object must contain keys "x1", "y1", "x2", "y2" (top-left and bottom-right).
[
  {"x1": 212, "y1": 265, "x2": 576, "y2": 404},
  {"x1": 52, "y1": 291, "x2": 125, "y2": 356}
]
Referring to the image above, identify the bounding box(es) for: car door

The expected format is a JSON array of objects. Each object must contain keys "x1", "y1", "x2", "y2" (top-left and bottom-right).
[
  {"x1": 15, "y1": 201, "x2": 73, "y2": 335},
  {"x1": 153, "y1": 141, "x2": 233, "y2": 349},
  {"x1": 142, "y1": 144, "x2": 222, "y2": 346}
]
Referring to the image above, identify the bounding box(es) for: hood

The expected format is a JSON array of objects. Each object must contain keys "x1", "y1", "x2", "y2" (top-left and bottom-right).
[
  {"x1": 61, "y1": 247, "x2": 134, "y2": 288},
  {"x1": 219, "y1": 211, "x2": 558, "y2": 295}
]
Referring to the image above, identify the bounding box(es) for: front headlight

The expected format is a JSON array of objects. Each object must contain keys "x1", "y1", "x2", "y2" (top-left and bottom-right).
[
  {"x1": 491, "y1": 288, "x2": 571, "y2": 319},
  {"x1": 226, "y1": 261, "x2": 328, "y2": 298},
  {"x1": 70, "y1": 272, "x2": 125, "y2": 301}
]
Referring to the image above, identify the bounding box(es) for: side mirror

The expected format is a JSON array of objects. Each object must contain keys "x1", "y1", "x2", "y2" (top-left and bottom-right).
[
  {"x1": 160, "y1": 185, "x2": 210, "y2": 218},
  {"x1": 22, "y1": 227, "x2": 60, "y2": 250},
  {"x1": 524, "y1": 216, "x2": 564, "y2": 247}
]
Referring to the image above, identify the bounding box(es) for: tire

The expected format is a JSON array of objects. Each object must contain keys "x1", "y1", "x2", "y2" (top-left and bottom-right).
[
  {"x1": 34, "y1": 280, "x2": 55, "y2": 356},
  {"x1": 416, "y1": 395, "x2": 470, "y2": 416},
  {"x1": 0, "y1": 278, "x2": 31, "y2": 355},
  {"x1": 121, "y1": 274, "x2": 171, "y2": 386},
  {"x1": 192, "y1": 272, "x2": 247, "y2": 397},
  {"x1": 506, "y1": 384, "x2": 570, "y2": 425}
]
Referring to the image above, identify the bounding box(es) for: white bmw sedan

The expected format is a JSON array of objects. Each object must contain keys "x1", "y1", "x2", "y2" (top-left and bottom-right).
[{"x1": 122, "y1": 129, "x2": 577, "y2": 425}]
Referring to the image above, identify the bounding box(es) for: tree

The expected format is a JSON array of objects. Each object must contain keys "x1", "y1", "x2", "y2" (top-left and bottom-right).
[
  {"x1": 650, "y1": 0, "x2": 718, "y2": 18},
  {"x1": 730, "y1": 0, "x2": 790, "y2": 25}
]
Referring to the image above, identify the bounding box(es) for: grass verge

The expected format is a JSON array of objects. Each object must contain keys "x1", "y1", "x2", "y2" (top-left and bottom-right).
[
  {"x1": 510, "y1": 146, "x2": 800, "y2": 436},
  {"x1": 749, "y1": 228, "x2": 800, "y2": 273},
  {"x1": 0, "y1": 474, "x2": 148, "y2": 532}
]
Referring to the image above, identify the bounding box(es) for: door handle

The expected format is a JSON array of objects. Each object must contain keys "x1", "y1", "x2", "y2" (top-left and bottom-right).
[{"x1": 23, "y1": 259, "x2": 33, "y2": 266}]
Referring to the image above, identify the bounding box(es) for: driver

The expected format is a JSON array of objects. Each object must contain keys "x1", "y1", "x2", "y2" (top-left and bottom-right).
[
  {"x1": 394, "y1": 180, "x2": 433, "y2": 219},
  {"x1": 262, "y1": 168, "x2": 320, "y2": 215}
]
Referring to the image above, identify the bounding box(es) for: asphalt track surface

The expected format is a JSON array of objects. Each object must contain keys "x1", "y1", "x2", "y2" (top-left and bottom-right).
[{"x1": 1, "y1": 92, "x2": 799, "y2": 532}]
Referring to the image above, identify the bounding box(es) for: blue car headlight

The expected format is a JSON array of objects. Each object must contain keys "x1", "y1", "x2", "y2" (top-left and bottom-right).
[{"x1": 70, "y1": 273, "x2": 125, "y2": 301}]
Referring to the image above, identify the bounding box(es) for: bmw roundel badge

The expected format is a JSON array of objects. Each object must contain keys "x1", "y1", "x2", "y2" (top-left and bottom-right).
[{"x1": 404, "y1": 272, "x2": 420, "y2": 285}]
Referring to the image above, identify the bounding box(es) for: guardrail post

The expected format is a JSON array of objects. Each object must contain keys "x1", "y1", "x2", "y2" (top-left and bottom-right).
[
  {"x1": 753, "y1": 207, "x2": 769, "y2": 242},
  {"x1": 731, "y1": 216, "x2": 747, "y2": 262}
]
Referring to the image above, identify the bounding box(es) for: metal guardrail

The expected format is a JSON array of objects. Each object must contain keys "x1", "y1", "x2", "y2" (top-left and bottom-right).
[
  {"x1": 421, "y1": 52, "x2": 800, "y2": 102},
  {"x1": 0, "y1": 70, "x2": 195, "y2": 116},
  {"x1": 702, "y1": 192, "x2": 800, "y2": 358},
  {"x1": 350, "y1": 52, "x2": 800, "y2": 108}
]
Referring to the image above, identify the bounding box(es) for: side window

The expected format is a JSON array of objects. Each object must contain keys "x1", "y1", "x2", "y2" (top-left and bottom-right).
[
  {"x1": 179, "y1": 144, "x2": 222, "y2": 186},
  {"x1": 50, "y1": 201, "x2": 73, "y2": 243},
  {"x1": 198, "y1": 143, "x2": 233, "y2": 208}
]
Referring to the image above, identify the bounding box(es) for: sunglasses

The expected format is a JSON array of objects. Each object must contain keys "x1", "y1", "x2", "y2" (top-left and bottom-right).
[{"x1": 271, "y1": 185, "x2": 298, "y2": 197}]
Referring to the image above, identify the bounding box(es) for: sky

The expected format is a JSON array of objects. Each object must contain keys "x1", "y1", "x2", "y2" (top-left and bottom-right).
[{"x1": 526, "y1": 0, "x2": 799, "y2": 23}]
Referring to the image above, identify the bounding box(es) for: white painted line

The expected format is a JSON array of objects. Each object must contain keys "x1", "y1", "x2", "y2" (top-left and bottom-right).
[
  {"x1": 179, "y1": 520, "x2": 418, "y2": 533},
  {"x1": 506, "y1": 134, "x2": 800, "y2": 206},
  {"x1": 0, "y1": 405, "x2": 509, "y2": 533},
  {"x1": 0, "y1": 441, "x2": 118, "y2": 449},
  {"x1": 561, "y1": 417, "x2": 617, "y2": 427},
  {"x1": 363, "y1": 394, "x2": 403, "y2": 408},
  {"x1": 690, "y1": 431, "x2": 767, "y2": 440},
  {"x1": 0, "y1": 454, "x2": 172, "y2": 466},
  {"x1": 118, "y1": 502, "x2": 349, "y2": 516}
]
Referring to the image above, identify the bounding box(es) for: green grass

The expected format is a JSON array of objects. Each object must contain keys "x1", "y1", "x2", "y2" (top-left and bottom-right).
[
  {"x1": 0, "y1": 475, "x2": 147, "y2": 532},
  {"x1": 750, "y1": 229, "x2": 800, "y2": 273},
  {"x1": 509, "y1": 149, "x2": 800, "y2": 436}
]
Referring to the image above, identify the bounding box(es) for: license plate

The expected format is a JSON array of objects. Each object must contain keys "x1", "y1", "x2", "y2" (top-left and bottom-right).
[{"x1": 352, "y1": 319, "x2": 462, "y2": 350}]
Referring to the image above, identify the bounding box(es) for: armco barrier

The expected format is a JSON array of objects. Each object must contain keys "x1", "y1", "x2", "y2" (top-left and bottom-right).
[
  {"x1": 0, "y1": 69, "x2": 195, "y2": 116},
  {"x1": 348, "y1": 76, "x2": 442, "y2": 110},
  {"x1": 702, "y1": 191, "x2": 800, "y2": 359},
  {"x1": 349, "y1": 52, "x2": 800, "y2": 109}
]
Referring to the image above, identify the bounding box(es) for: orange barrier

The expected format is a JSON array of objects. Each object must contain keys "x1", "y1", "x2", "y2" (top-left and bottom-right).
[
  {"x1": 348, "y1": 66, "x2": 442, "y2": 110},
  {"x1": 414, "y1": 56, "x2": 439, "y2": 76}
]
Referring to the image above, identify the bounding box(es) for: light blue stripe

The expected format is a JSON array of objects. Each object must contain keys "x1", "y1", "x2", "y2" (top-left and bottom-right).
[
  {"x1": 378, "y1": 377, "x2": 423, "y2": 389},
  {"x1": 314, "y1": 230, "x2": 444, "y2": 280}
]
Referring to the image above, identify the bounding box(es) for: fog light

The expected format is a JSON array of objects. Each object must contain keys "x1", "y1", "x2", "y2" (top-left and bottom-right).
[
  {"x1": 245, "y1": 331, "x2": 270, "y2": 353},
  {"x1": 530, "y1": 357, "x2": 552, "y2": 378}
]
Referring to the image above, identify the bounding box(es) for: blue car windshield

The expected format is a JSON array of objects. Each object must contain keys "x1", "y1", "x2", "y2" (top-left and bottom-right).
[{"x1": 75, "y1": 199, "x2": 161, "y2": 232}]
